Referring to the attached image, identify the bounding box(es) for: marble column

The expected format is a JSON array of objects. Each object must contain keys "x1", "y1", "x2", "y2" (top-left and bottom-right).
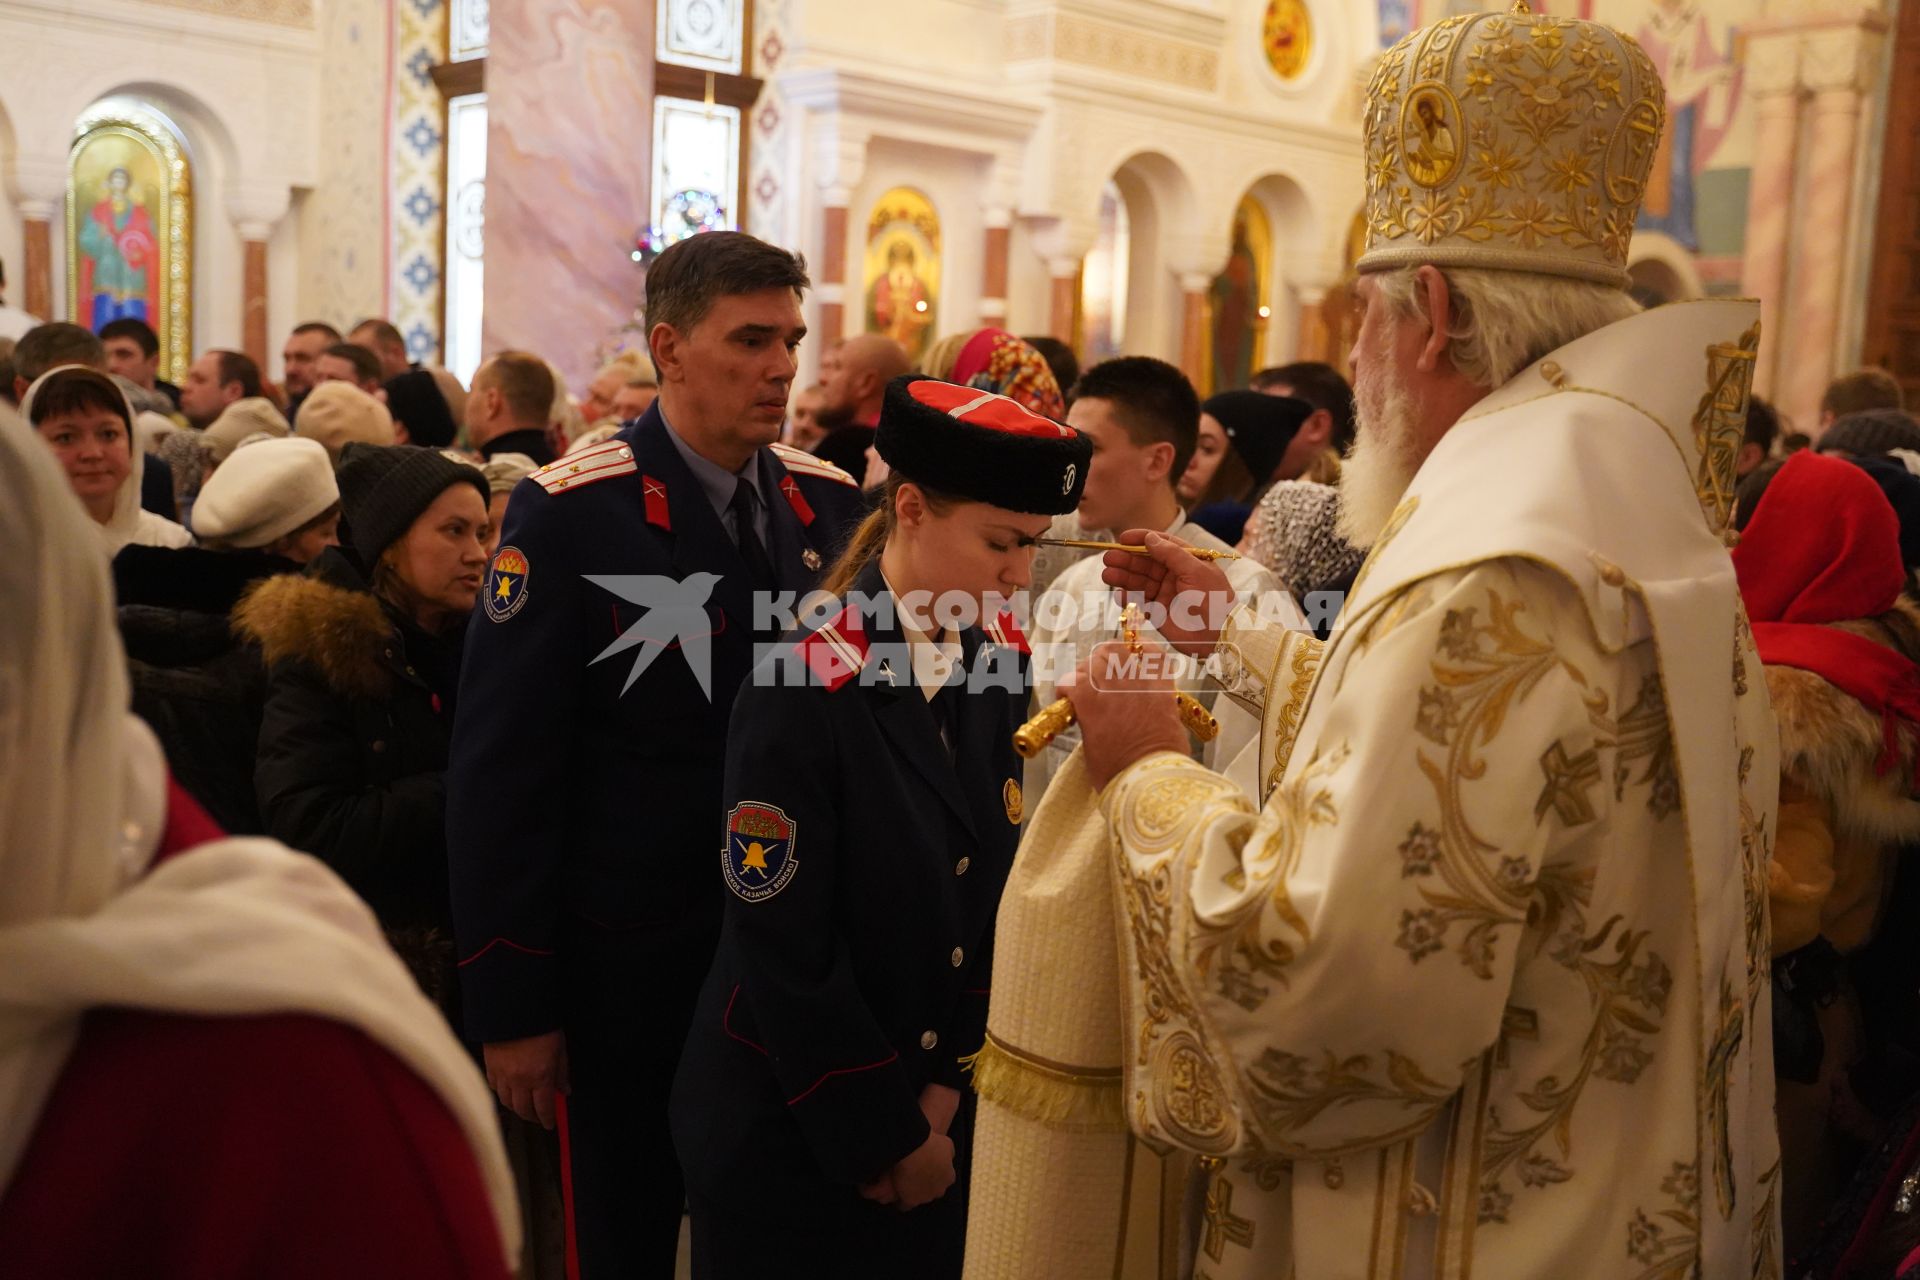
[
  {"x1": 981, "y1": 208, "x2": 1011, "y2": 328},
  {"x1": 817, "y1": 196, "x2": 850, "y2": 347},
  {"x1": 19, "y1": 200, "x2": 54, "y2": 322},
  {"x1": 1781, "y1": 22, "x2": 1881, "y2": 430},
  {"x1": 484, "y1": 0, "x2": 655, "y2": 391},
  {"x1": 1740, "y1": 35, "x2": 1804, "y2": 400},
  {"x1": 1294, "y1": 286, "x2": 1329, "y2": 363},
  {"x1": 1047, "y1": 258, "x2": 1077, "y2": 345},
  {"x1": 1179, "y1": 273, "x2": 1208, "y2": 385},
  {"x1": 238, "y1": 223, "x2": 272, "y2": 372}
]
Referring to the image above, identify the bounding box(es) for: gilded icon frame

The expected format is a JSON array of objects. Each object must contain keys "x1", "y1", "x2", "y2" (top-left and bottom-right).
[{"x1": 66, "y1": 104, "x2": 192, "y2": 384}]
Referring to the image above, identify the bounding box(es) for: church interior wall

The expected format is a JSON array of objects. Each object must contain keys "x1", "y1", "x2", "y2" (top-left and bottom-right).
[
  {"x1": 0, "y1": 0, "x2": 318, "y2": 375},
  {"x1": 845, "y1": 138, "x2": 990, "y2": 363}
]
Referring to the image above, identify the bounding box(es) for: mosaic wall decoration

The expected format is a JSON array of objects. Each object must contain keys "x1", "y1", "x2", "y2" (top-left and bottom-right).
[
  {"x1": 747, "y1": 0, "x2": 792, "y2": 244},
  {"x1": 391, "y1": 0, "x2": 450, "y2": 363}
]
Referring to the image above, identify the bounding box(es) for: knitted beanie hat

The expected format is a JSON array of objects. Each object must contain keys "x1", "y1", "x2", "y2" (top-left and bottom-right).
[
  {"x1": 335, "y1": 443, "x2": 488, "y2": 567},
  {"x1": 1201, "y1": 390, "x2": 1313, "y2": 483},
  {"x1": 1817, "y1": 409, "x2": 1920, "y2": 459}
]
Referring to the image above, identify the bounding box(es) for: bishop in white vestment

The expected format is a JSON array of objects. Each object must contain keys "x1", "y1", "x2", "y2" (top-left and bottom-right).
[{"x1": 991, "y1": 6, "x2": 1782, "y2": 1277}]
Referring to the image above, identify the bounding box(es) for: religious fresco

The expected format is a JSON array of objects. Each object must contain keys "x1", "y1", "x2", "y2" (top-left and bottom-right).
[
  {"x1": 1545, "y1": 0, "x2": 1755, "y2": 288},
  {"x1": 1205, "y1": 196, "x2": 1273, "y2": 394},
  {"x1": 862, "y1": 187, "x2": 940, "y2": 364},
  {"x1": 66, "y1": 107, "x2": 192, "y2": 383},
  {"x1": 1262, "y1": 0, "x2": 1313, "y2": 80}
]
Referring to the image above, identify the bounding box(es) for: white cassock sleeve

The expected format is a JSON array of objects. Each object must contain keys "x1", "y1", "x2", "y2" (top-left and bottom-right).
[{"x1": 1101, "y1": 560, "x2": 1596, "y2": 1161}]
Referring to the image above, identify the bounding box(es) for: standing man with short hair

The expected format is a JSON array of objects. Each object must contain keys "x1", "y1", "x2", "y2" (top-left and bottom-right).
[
  {"x1": 179, "y1": 350, "x2": 262, "y2": 428},
  {"x1": 315, "y1": 342, "x2": 383, "y2": 395},
  {"x1": 449, "y1": 230, "x2": 866, "y2": 1277},
  {"x1": 100, "y1": 317, "x2": 180, "y2": 408},
  {"x1": 1252, "y1": 360, "x2": 1355, "y2": 483},
  {"x1": 812, "y1": 332, "x2": 909, "y2": 479},
  {"x1": 282, "y1": 322, "x2": 342, "y2": 421},
  {"x1": 465, "y1": 352, "x2": 559, "y2": 465},
  {"x1": 349, "y1": 318, "x2": 415, "y2": 381}
]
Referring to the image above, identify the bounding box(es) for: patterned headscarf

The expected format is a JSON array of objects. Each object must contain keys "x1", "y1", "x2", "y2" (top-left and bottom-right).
[
  {"x1": 939, "y1": 329, "x2": 1066, "y2": 422},
  {"x1": 1244, "y1": 480, "x2": 1367, "y2": 598}
]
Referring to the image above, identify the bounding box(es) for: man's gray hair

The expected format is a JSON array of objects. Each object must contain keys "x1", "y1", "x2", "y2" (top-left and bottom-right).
[{"x1": 1372, "y1": 266, "x2": 1640, "y2": 390}]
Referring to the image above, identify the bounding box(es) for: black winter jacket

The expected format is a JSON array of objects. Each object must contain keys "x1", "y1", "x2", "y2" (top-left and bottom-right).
[
  {"x1": 113, "y1": 545, "x2": 296, "y2": 834},
  {"x1": 235, "y1": 548, "x2": 467, "y2": 1005}
]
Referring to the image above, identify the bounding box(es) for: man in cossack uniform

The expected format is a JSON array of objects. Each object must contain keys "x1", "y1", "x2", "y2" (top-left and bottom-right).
[{"x1": 448, "y1": 231, "x2": 865, "y2": 1277}]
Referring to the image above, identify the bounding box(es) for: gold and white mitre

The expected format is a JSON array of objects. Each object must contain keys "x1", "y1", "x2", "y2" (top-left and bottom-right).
[{"x1": 1358, "y1": 0, "x2": 1666, "y2": 286}]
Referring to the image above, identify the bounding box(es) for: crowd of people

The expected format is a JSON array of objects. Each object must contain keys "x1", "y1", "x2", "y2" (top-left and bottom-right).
[{"x1": 10, "y1": 6, "x2": 1920, "y2": 1276}]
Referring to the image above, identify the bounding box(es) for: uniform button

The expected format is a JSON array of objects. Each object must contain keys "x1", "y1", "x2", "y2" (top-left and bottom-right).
[
  {"x1": 950, "y1": 947, "x2": 964, "y2": 967},
  {"x1": 955, "y1": 857, "x2": 971, "y2": 876},
  {"x1": 370, "y1": 740, "x2": 387, "y2": 754},
  {"x1": 920, "y1": 1030, "x2": 938, "y2": 1051}
]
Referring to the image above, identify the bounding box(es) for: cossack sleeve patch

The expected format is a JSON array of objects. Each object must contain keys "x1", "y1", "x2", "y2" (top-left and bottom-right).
[
  {"x1": 724, "y1": 802, "x2": 799, "y2": 901},
  {"x1": 485, "y1": 545, "x2": 531, "y2": 622}
]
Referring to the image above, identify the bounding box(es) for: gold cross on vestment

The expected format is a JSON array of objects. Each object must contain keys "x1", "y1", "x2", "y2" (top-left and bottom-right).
[
  {"x1": 1202, "y1": 1170, "x2": 1256, "y2": 1262},
  {"x1": 1535, "y1": 740, "x2": 1602, "y2": 827}
]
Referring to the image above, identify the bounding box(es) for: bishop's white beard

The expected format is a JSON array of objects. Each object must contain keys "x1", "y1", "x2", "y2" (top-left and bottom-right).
[{"x1": 1338, "y1": 351, "x2": 1422, "y2": 548}]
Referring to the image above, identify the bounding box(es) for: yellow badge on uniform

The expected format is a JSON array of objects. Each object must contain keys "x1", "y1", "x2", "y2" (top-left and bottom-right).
[{"x1": 1003, "y1": 778, "x2": 1023, "y2": 825}]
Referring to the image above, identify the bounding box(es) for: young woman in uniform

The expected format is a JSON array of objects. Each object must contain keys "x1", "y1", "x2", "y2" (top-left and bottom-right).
[{"x1": 670, "y1": 375, "x2": 1091, "y2": 1278}]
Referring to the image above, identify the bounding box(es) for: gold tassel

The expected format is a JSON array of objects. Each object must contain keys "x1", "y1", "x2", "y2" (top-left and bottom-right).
[{"x1": 964, "y1": 1033, "x2": 1127, "y2": 1134}]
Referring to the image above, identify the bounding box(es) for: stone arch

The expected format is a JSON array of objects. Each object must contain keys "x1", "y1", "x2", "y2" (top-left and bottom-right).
[{"x1": 1103, "y1": 149, "x2": 1202, "y2": 362}]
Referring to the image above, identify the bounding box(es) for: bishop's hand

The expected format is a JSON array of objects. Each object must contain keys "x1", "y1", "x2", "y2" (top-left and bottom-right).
[
  {"x1": 1061, "y1": 640, "x2": 1191, "y2": 791},
  {"x1": 1099, "y1": 529, "x2": 1236, "y2": 658}
]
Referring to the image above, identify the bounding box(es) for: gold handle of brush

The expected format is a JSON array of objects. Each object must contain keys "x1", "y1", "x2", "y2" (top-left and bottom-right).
[{"x1": 1013, "y1": 692, "x2": 1220, "y2": 760}]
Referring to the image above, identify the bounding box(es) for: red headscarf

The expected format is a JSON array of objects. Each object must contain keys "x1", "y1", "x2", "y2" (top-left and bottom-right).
[
  {"x1": 1733, "y1": 450, "x2": 1920, "y2": 785},
  {"x1": 950, "y1": 329, "x2": 1066, "y2": 421}
]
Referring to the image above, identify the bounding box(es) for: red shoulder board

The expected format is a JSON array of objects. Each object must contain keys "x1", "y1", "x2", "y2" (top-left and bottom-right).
[
  {"x1": 984, "y1": 610, "x2": 1029, "y2": 655},
  {"x1": 793, "y1": 607, "x2": 869, "y2": 691},
  {"x1": 641, "y1": 475, "x2": 670, "y2": 530},
  {"x1": 531, "y1": 439, "x2": 637, "y2": 497},
  {"x1": 777, "y1": 474, "x2": 815, "y2": 527}
]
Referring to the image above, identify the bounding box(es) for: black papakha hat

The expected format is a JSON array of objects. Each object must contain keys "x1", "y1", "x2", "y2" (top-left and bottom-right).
[{"x1": 875, "y1": 375, "x2": 1091, "y2": 516}]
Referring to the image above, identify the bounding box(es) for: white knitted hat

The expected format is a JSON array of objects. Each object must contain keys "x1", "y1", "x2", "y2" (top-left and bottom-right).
[{"x1": 191, "y1": 436, "x2": 338, "y2": 549}]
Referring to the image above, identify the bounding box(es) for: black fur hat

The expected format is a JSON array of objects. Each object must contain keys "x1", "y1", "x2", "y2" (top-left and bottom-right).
[{"x1": 875, "y1": 375, "x2": 1090, "y2": 516}]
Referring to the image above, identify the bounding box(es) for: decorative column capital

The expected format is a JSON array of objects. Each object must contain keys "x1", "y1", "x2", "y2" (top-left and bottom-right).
[
  {"x1": 227, "y1": 186, "x2": 292, "y2": 238},
  {"x1": 1177, "y1": 272, "x2": 1211, "y2": 294},
  {"x1": 1801, "y1": 23, "x2": 1883, "y2": 97},
  {"x1": 1743, "y1": 32, "x2": 1803, "y2": 99},
  {"x1": 12, "y1": 153, "x2": 67, "y2": 211},
  {"x1": 809, "y1": 123, "x2": 869, "y2": 197}
]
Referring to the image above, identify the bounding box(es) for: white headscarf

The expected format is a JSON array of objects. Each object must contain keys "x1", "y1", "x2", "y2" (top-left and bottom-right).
[
  {"x1": 0, "y1": 408, "x2": 519, "y2": 1261},
  {"x1": 17, "y1": 365, "x2": 189, "y2": 557}
]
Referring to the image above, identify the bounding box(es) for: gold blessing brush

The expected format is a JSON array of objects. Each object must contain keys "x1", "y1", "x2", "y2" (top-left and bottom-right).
[
  {"x1": 1013, "y1": 604, "x2": 1219, "y2": 759},
  {"x1": 1035, "y1": 537, "x2": 1240, "y2": 562}
]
